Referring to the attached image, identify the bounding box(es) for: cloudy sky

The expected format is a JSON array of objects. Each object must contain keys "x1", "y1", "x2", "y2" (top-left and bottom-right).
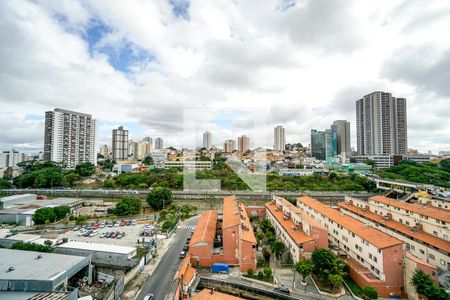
[{"x1": 0, "y1": 0, "x2": 449, "y2": 153}]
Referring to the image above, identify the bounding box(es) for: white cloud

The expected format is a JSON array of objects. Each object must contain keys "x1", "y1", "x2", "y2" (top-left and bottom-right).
[{"x1": 0, "y1": 0, "x2": 449, "y2": 153}]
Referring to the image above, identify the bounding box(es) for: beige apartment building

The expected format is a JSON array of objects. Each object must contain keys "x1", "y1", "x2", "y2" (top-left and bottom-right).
[
  {"x1": 340, "y1": 196, "x2": 450, "y2": 272},
  {"x1": 297, "y1": 196, "x2": 404, "y2": 297}
]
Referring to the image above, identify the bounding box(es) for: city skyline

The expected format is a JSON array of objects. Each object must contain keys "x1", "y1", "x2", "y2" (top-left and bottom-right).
[{"x1": 0, "y1": 1, "x2": 449, "y2": 153}]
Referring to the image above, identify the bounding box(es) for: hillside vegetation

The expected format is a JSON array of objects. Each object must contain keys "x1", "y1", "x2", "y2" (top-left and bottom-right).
[{"x1": 380, "y1": 159, "x2": 450, "y2": 188}]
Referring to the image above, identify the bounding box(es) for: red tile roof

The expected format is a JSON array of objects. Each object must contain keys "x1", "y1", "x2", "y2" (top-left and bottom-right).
[
  {"x1": 177, "y1": 253, "x2": 196, "y2": 286},
  {"x1": 298, "y1": 196, "x2": 402, "y2": 249},
  {"x1": 370, "y1": 195, "x2": 450, "y2": 223},
  {"x1": 339, "y1": 202, "x2": 450, "y2": 253},
  {"x1": 192, "y1": 289, "x2": 242, "y2": 300},
  {"x1": 223, "y1": 196, "x2": 240, "y2": 229},
  {"x1": 190, "y1": 210, "x2": 217, "y2": 246},
  {"x1": 265, "y1": 202, "x2": 315, "y2": 245},
  {"x1": 239, "y1": 203, "x2": 257, "y2": 244},
  {"x1": 275, "y1": 196, "x2": 325, "y2": 229}
]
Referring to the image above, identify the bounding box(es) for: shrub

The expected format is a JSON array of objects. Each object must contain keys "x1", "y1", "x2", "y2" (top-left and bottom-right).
[
  {"x1": 257, "y1": 271, "x2": 264, "y2": 279},
  {"x1": 362, "y1": 286, "x2": 378, "y2": 299},
  {"x1": 263, "y1": 267, "x2": 272, "y2": 277},
  {"x1": 247, "y1": 268, "x2": 254, "y2": 276}
]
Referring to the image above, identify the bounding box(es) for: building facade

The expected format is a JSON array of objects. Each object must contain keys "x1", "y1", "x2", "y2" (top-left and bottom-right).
[
  {"x1": 331, "y1": 120, "x2": 351, "y2": 157},
  {"x1": 297, "y1": 196, "x2": 404, "y2": 297},
  {"x1": 310, "y1": 129, "x2": 336, "y2": 161},
  {"x1": 203, "y1": 131, "x2": 212, "y2": 150},
  {"x1": 223, "y1": 140, "x2": 236, "y2": 153},
  {"x1": 356, "y1": 92, "x2": 407, "y2": 155},
  {"x1": 340, "y1": 196, "x2": 450, "y2": 273},
  {"x1": 273, "y1": 125, "x2": 285, "y2": 151},
  {"x1": 43, "y1": 108, "x2": 96, "y2": 168},
  {"x1": 99, "y1": 144, "x2": 110, "y2": 159},
  {"x1": 112, "y1": 126, "x2": 128, "y2": 161},
  {"x1": 237, "y1": 135, "x2": 250, "y2": 153},
  {"x1": 0, "y1": 149, "x2": 23, "y2": 169},
  {"x1": 265, "y1": 196, "x2": 328, "y2": 262},
  {"x1": 155, "y1": 137, "x2": 163, "y2": 149}
]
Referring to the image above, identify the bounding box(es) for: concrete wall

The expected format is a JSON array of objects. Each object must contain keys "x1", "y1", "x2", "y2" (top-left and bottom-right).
[
  {"x1": 54, "y1": 247, "x2": 137, "y2": 269},
  {"x1": 240, "y1": 240, "x2": 256, "y2": 272}
]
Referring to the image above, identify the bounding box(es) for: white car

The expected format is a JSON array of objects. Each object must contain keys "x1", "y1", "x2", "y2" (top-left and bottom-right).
[{"x1": 143, "y1": 294, "x2": 154, "y2": 300}]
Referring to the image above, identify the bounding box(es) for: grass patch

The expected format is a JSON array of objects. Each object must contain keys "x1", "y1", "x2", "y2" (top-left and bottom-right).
[
  {"x1": 243, "y1": 274, "x2": 274, "y2": 283},
  {"x1": 344, "y1": 276, "x2": 363, "y2": 297}
]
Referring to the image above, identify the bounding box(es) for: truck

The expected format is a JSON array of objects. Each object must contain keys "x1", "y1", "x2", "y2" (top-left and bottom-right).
[{"x1": 211, "y1": 263, "x2": 229, "y2": 273}]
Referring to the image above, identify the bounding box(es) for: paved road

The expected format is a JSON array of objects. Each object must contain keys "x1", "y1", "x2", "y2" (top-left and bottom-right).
[{"x1": 136, "y1": 216, "x2": 199, "y2": 300}]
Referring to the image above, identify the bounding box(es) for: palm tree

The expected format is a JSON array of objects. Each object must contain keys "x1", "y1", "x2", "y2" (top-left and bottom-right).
[
  {"x1": 295, "y1": 259, "x2": 314, "y2": 284},
  {"x1": 270, "y1": 240, "x2": 285, "y2": 260}
]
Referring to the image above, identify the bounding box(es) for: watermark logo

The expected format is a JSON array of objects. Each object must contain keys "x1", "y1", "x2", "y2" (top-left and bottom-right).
[{"x1": 182, "y1": 108, "x2": 268, "y2": 192}]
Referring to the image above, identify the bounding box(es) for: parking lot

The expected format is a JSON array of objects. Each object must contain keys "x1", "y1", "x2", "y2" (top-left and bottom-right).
[{"x1": 60, "y1": 220, "x2": 159, "y2": 247}]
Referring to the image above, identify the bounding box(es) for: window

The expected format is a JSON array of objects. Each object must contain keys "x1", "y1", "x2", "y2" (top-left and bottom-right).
[
  {"x1": 429, "y1": 254, "x2": 435, "y2": 260},
  {"x1": 420, "y1": 249, "x2": 425, "y2": 255},
  {"x1": 444, "y1": 235, "x2": 448, "y2": 241},
  {"x1": 411, "y1": 244, "x2": 415, "y2": 251},
  {"x1": 369, "y1": 253, "x2": 372, "y2": 259},
  {"x1": 441, "y1": 259, "x2": 446, "y2": 266},
  {"x1": 433, "y1": 231, "x2": 438, "y2": 236},
  {"x1": 406, "y1": 221, "x2": 410, "y2": 226}
]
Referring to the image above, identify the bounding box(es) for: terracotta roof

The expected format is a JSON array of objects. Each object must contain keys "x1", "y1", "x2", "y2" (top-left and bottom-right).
[
  {"x1": 405, "y1": 252, "x2": 437, "y2": 269},
  {"x1": 192, "y1": 289, "x2": 242, "y2": 300},
  {"x1": 339, "y1": 202, "x2": 450, "y2": 253},
  {"x1": 223, "y1": 196, "x2": 240, "y2": 229},
  {"x1": 176, "y1": 253, "x2": 196, "y2": 286},
  {"x1": 265, "y1": 202, "x2": 315, "y2": 245},
  {"x1": 275, "y1": 196, "x2": 325, "y2": 229},
  {"x1": 239, "y1": 203, "x2": 257, "y2": 244},
  {"x1": 370, "y1": 195, "x2": 450, "y2": 223},
  {"x1": 298, "y1": 196, "x2": 402, "y2": 249},
  {"x1": 190, "y1": 210, "x2": 217, "y2": 246}
]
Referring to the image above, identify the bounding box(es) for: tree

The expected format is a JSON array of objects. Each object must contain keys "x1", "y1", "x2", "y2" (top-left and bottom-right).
[
  {"x1": 411, "y1": 269, "x2": 448, "y2": 300},
  {"x1": 311, "y1": 248, "x2": 336, "y2": 280},
  {"x1": 75, "y1": 215, "x2": 87, "y2": 225},
  {"x1": 247, "y1": 268, "x2": 254, "y2": 276},
  {"x1": 75, "y1": 162, "x2": 96, "y2": 177},
  {"x1": 33, "y1": 207, "x2": 56, "y2": 224},
  {"x1": 328, "y1": 274, "x2": 343, "y2": 291},
  {"x1": 295, "y1": 259, "x2": 314, "y2": 283},
  {"x1": 136, "y1": 245, "x2": 150, "y2": 257},
  {"x1": 64, "y1": 172, "x2": 81, "y2": 187},
  {"x1": 103, "y1": 178, "x2": 116, "y2": 189},
  {"x1": 53, "y1": 206, "x2": 70, "y2": 220},
  {"x1": 0, "y1": 178, "x2": 11, "y2": 189},
  {"x1": 44, "y1": 240, "x2": 53, "y2": 247},
  {"x1": 362, "y1": 286, "x2": 378, "y2": 299},
  {"x1": 115, "y1": 196, "x2": 142, "y2": 215},
  {"x1": 146, "y1": 186, "x2": 173, "y2": 210},
  {"x1": 12, "y1": 241, "x2": 53, "y2": 253},
  {"x1": 440, "y1": 158, "x2": 450, "y2": 172},
  {"x1": 143, "y1": 156, "x2": 154, "y2": 166},
  {"x1": 270, "y1": 240, "x2": 285, "y2": 260}
]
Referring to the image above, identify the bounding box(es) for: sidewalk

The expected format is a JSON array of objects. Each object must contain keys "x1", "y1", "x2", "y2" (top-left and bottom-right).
[{"x1": 120, "y1": 233, "x2": 176, "y2": 300}]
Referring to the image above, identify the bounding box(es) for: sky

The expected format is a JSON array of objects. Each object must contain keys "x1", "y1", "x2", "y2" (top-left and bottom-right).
[{"x1": 0, "y1": 0, "x2": 449, "y2": 153}]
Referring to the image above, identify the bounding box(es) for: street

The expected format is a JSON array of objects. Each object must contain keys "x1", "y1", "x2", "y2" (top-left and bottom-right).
[{"x1": 136, "y1": 216, "x2": 199, "y2": 300}]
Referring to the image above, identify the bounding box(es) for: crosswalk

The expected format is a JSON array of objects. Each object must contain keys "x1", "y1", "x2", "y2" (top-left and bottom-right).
[{"x1": 177, "y1": 224, "x2": 196, "y2": 230}]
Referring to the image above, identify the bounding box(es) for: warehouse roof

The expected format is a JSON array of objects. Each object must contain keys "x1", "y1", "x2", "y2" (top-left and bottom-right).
[
  {"x1": 0, "y1": 249, "x2": 89, "y2": 281},
  {"x1": 57, "y1": 241, "x2": 135, "y2": 255}
]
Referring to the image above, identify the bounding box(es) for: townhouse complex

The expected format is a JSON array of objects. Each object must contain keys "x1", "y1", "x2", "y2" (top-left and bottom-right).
[
  {"x1": 297, "y1": 196, "x2": 404, "y2": 297},
  {"x1": 189, "y1": 196, "x2": 257, "y2": 272},
  {"x1": 265, "y1": 196, "x2": 328, "y2": 262},
  {"x1": 264, "y1": 194, "x2": 450, "y2": 298},
  {"x1": 339, "y1": 196, "x2": 450, "y2": 273}
]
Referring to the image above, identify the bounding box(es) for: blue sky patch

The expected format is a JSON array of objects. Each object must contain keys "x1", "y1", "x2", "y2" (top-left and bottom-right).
[{"x1": 169, "y1": 0, "x2": 190, "y2": 20}]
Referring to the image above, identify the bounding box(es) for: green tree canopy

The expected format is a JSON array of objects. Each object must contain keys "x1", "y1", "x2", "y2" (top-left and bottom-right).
[
  {"x1": 32, "y1": 207, "x2": 57, "y2": 224},
  {"x1": 75, "y1": 162, "x2": 96, "y2": 177},
  {"x1": 0, "y1": 178, "x2": 11, "y2": 189},
  {"x1": 295, "y1": 259, "x2": 314, "y2": 283},
  {"x1": 411, "y1": 269, "x2": 449, "y2": 300},
  {"x1": 146, "y1": 186, "x2": 173, "y2": 210},
  {"x1": 12, "y1": 241, "x2": 53, "y2": 253},
  {"x1": 362, "y1": 286, "x2": 378, "y2": 299},
  {"x1": 53, "y1": 205, "x2": 70, "y2": 220},
  {"x1": 115, "y1": 196, "x2": 142, "y2": 215}
]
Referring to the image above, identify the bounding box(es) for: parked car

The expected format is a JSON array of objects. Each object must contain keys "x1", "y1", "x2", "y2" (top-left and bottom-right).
[
  {"x1": 73, "y1": 225, "x2": 81, "y2": 231},
  {"x1": 111, "y1": 231, "x2": 120, "y2": 238},
  {"x1": 143, "y1": 293, "x2": 154, "y2": 300},
  {"x1": 114, "y1": 221, "x2": 120, "y2": 227},
  {"x1": 117, "y1": 232, "x2": 125, "y2": 239},
  {"x1": 106, "y1": 232, "x2": 113, "y2": 238},
  {"x1": 132, "y1": 220, "x2": 137, "y2": 225},
  {"x1": 107, "y1": 222, "x2": 113, "y2": 227},
  {"x1": 100, "y1": 232, "x2": 107, "y2": 238},
  {"x1": 179, "y1": 251, "x2": 186, "y2": 259},
  {"x1": 89, "y1": 230, "x2": 99, "y2": 237},
  {"x1": 274, "y1": 287, "x2": 290, "y2": 295},
  {"x1": 182, "y1": 244, "x2": 189, "y2": 251},
  {"x1": 126, "y1": 220, "x2": 132, "y2": 226},
  {"x1": 120, "y1": 221, "x2": 126, "y2": 227}
]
